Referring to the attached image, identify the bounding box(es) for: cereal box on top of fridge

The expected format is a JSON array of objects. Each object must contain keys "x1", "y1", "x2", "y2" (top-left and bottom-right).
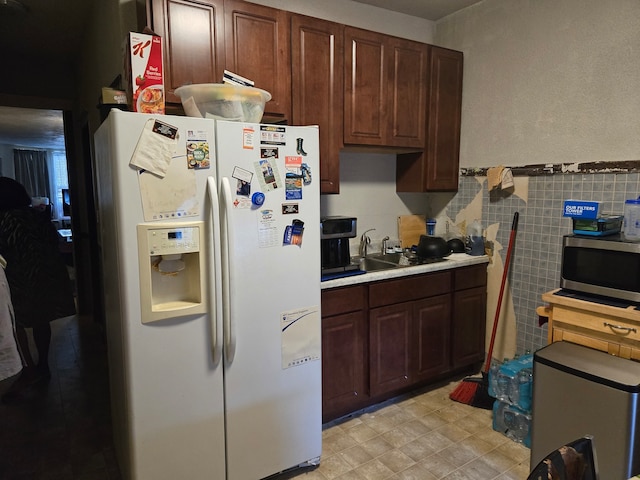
[{"x1": 125, "y1": 31, "x2": 164, "y2": 114}]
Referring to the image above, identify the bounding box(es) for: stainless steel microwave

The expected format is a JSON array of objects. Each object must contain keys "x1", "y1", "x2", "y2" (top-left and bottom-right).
[{"x1": 561, "y1": 234, "x2": 640, "y2": 303}]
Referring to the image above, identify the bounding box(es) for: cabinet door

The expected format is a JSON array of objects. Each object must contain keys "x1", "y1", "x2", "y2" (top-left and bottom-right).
[
  {"x1": 388, "y1": 37, "x2": 427, "y2": 148},
  {"x1": 344, "y1": 27, "x2": 386, "y2": 145},
  {"x1": 396, "y1": 46, "x2": 463, "y2": 192},
  {"x1": 224, "y1": 0, "x2": 291, "y2": 121},
  {"x1": 451, "y1": 286, "x2": 486, "y2": 368},
  {"x1": 321, "y1": 310, "x2": 367, "y2": 421},
  {"x1": 369, "y1": 303, "x2": 411, "y2": 396},
  {"x1": 291, "y1": 15, "x2": 344, "y2": 194},
  {"x1": 425, "y1": 46, "x2": 463, "y2": 190},
  {"x1": 151, "y1": 0, "x2": 225, "y2": 104},
  {"x1": 413, "y1": 294, "x2": 451, "y2": 381}
]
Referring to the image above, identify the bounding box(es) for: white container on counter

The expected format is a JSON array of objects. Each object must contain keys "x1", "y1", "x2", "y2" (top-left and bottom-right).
[{"x1": 623, "y1": 196, "x2": 640, "y2": 241}]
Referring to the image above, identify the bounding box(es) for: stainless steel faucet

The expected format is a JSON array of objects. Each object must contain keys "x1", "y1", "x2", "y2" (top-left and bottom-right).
[
  {"x1": 381, "y1": 236, "x2": 390, "y2": 254},
  {"x1": 359, "y1": 229, "x2": 375, "y2": 258}
]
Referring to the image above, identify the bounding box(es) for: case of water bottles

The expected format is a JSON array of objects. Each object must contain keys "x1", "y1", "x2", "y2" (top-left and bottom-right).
[{"x1": 488, "y1": 353, "x2": 534, "y2": 447}]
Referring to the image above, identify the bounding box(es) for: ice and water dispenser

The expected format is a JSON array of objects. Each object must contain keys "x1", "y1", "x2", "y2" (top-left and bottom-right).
[{"x1": 137, "y1": 222, "x2": 207, "y2": 323}]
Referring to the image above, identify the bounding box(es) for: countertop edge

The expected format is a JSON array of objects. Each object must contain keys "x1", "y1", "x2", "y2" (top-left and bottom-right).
[{"x1": 320, "y1": 254, "x2": 490, "y2": 289}]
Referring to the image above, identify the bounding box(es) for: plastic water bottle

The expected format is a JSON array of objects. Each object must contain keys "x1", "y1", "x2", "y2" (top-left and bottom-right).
[
  {"x1": 505, "y1": 404, "x2": 532, "y2": 447},
  {"x1": 492, "y1": 400, "x2": 532, "y2": 447},
  {"x1": 497, "y1": 354, "x2": 534, "y2": 407},
  {"x1": 487, "y1": 358, "x2": 502, "y2": 398},
  {"x1": 623, "y1": 196, "x2": 640, "y2": 241},
  {"x1": 516, "y1": 368, "x2": 533, "y2": 412},
  {"x1": 495, "y1": 361, "x2": 512, "y2": 402},
  {"x1": 492, "y1": 400, "x2": 507, "y2": 433}
]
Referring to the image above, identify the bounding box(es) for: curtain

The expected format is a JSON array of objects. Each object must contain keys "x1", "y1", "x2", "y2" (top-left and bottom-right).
[{"x1": 13, "y1": 149, "x2": 51, "y2": 200}]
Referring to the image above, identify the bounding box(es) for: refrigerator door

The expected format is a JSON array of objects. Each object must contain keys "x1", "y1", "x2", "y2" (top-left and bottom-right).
[
  {"x1": 94, "y1": 110, "x2": 226, "y2": 480},
  {"x1": 215, "y1": 121, "x2": 322, "y2": 479}
]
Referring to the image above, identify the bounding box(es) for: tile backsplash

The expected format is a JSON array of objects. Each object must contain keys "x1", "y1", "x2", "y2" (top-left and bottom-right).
[
  {"x1": 452, "y1": 172, "x2": 640, "y2": 354},
  {"x1": 321, "y1": 152, "x2": 640, "y2": 357}
]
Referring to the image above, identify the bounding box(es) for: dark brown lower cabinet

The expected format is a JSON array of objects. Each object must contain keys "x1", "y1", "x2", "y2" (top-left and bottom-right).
[
  {"x1": 413, "y1": 294, "x2": 452, "y2": 381},
  {"x1": 369, "y1": 294, "x2": 451, "y2": 397},
  {"x1": 321, "y1": 285, "x2": 368, "y2": 422},
  {"x1": 369, "y1": 303, "x2": 412, "y2": 396},
  {"x1": 322, "y1": 310, "x2": 367, "y2": 418},
  {"x1": 321, "y1": 264, "x2": 486, "y2": 422}
]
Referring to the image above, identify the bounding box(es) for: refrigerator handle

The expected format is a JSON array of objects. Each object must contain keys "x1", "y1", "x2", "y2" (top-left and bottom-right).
[
  {"x1": 221, "y1": 177, "x2": 236, "y2": 364},
  {"x1": 206, "y1": 176, "x2": 223, "y2": 368}
]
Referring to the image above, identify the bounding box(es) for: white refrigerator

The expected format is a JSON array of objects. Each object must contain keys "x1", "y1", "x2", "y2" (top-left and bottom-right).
[{"x1": 93, "y1": 109, "x2": 321, "y2": 480}]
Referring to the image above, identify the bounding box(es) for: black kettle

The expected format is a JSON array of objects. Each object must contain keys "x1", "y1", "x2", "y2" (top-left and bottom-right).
[{"x1": 416, "y1": 235, "x2": 451, "y2": 259}]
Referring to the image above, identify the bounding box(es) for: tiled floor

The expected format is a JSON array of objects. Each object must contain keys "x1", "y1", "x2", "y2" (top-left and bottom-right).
[
  {"x1": 1, "y1": 315, "x2": 530, "y2": 480},
  {"x1": 287, "y1": 383, "x2": 530, "y2": 480}
]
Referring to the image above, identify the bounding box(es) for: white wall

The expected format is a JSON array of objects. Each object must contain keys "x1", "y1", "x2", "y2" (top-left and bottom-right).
[
  {"x1": 436, "y1": 0, "x2": 640, "y2": 169},
  {"x1": 77, "y1": 0, "x2": 140, "y2": 134}
]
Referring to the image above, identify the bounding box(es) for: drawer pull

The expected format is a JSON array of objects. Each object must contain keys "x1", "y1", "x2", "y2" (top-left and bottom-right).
[{"x1": 603, "y1": 322, "x2": 637, "y2": 334}]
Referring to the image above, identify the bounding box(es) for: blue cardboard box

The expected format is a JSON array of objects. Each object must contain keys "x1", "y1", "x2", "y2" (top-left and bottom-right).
[{"x1": 563, "y1": 200, "x2": 602, "y2": 219}]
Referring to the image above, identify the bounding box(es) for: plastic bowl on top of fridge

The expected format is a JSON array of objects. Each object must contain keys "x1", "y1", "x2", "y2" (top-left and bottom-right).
[{"x1": 174, "y1": 83, "x2": 272, "y2": 122}]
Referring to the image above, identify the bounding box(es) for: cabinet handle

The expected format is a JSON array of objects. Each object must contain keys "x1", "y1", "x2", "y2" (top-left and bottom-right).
[{"x1": 603, "y1": 322, "x2": 637, "y2": 334}]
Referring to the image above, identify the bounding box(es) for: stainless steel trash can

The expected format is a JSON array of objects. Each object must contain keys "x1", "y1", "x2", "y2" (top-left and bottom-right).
[{"x1": 531, "y1": 341, "x2": 640, "y2": 479}]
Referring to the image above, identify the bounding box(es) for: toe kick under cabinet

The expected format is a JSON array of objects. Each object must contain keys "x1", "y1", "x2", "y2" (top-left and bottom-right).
[{"x1": 321, "y1": 264, "x2": 487, "y2": 422}]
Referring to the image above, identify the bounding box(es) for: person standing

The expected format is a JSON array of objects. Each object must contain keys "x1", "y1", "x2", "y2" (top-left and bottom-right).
[
  {"x1": 0, "y1": 254, "x2": 22, "y2": 383},
  {"x1": 0, "y1": 177, "x2": 76, "y2": 401}
]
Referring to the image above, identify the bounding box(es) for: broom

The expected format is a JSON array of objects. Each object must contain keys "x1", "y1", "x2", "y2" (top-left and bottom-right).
[{"x1": 449, "y1": 211, "x2": 519, "y2": 409}]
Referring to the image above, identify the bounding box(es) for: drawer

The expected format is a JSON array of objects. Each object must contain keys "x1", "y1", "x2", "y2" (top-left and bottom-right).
[
  {"x1": 552, "y1": 327, "x2": 623, "y2": 357},
  {"x1": 369, "y1": 271, "x2": 451, "y2": 308},
  {"x1": 453, "y1": 264, "x2": 487, "y2": 291},
  {"x1": 552, "y1": 304, "x2": 640, "y2": 344},
  {"x1": 322, "y1": 285, "x2": 366, "y2": 317}
]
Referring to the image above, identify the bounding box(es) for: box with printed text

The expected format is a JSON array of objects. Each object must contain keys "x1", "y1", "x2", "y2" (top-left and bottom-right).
[
  {"x1": 563, "y1": 200, "x2": 602, "y2": 219},
  {"x1": 125, "y1": 32, "x2": 164, "y2": 114}
]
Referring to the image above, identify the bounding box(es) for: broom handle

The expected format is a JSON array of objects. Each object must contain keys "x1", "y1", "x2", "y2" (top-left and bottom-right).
[{"x1": 483, "y1": 211, "x2": 519, "y2": 374}]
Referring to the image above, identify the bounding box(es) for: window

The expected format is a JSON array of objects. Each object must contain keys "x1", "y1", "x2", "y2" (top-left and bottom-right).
[{"x1": 52, "y1": 150, "x2": 69, "y2": 218}]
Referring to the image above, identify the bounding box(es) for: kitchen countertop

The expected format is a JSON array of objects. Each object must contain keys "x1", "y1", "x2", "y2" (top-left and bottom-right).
[{"x1": 321, "y1": 253, "x2": 489, "y2": 289}]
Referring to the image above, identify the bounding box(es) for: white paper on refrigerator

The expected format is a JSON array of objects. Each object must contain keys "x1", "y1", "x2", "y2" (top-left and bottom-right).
[{"x1": 281, "y1": 306, "x2": 320, "y2": 369}]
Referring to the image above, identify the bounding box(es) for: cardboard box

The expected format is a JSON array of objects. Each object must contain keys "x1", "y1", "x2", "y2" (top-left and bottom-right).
[
  {"x1": 125, "y1": 32, "x2": 164, "y2": 114},
  {"x1": 563, "y1": 200, "x2": 602, "y2": 219},
  {"x1": 100, "y1": 87, "x2": 127, "y2": 105}
]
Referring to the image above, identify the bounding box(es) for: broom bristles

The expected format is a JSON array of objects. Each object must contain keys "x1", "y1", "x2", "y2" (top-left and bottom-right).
[
  {"x1": 449, "y1": 378, "x2": 480, "y2": 404},
  {"x1": 449, "y1": 375, "x2": 495, "y2": 410}
]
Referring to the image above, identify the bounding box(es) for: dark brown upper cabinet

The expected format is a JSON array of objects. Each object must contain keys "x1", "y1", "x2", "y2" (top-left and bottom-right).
[
  {"x1": 150, "y1": 0, "x2": 225, "y2": 105},
  {"x1": 291, "y1": 15, "x2": 344, "y2": 194},
  {"x1": 223, "y1": 0, "x2": 291, "y2": 122},
  {"x1": 344, "y1": 27, "x2": 427, "y2": 149},
  {"x1": 397, "y1": 46, "x2": 463, "y2": 192}
]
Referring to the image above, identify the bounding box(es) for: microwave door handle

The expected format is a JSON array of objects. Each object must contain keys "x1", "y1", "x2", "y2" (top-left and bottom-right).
[
  {"x1": 206, "y1": 176, "x2": 223, "y2": 368},
  {"x1": 221, "y1": 176, "x2": 236, "y2": 365}
]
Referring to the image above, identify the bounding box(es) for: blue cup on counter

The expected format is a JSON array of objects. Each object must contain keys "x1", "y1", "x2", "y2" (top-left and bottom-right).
[{"x1": 426, "y1": 218, "x2": 436, "y2": 236}]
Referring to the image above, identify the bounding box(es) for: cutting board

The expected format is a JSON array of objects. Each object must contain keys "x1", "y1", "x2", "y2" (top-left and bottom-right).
[{"x1": 398, "y1": 215, "x2": 426, "y2": 248}]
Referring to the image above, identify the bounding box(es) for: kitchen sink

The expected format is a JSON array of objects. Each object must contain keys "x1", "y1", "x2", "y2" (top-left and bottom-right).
[
  {"x1": 353, "y1": 253, "x2": 408, "y2": 272},
  {"x1": 367, "y1": 252, "x2": 405, "y2": 264},
  {"x1": 358, "y1": 257, "x2": 400, "y2": 272},
  {"x1": 357, "y1": 252, "x2": 449, "y2": 271}
]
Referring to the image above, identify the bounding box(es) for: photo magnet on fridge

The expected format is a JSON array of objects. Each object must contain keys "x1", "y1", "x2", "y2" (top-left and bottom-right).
[
  {"x1": 282, "y1": 203, "x2": 299, "y2": 215},
  {"x1": 283, "y1": 219, "x2": 304, "y2": 246}
]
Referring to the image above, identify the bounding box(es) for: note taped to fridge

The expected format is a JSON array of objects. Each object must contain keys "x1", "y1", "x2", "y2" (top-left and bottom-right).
[
  {"x1": 281, "y1": 306, "x2": 320, "y2": 369},
  {"x1": 138, "y1": 156, "x2": 199, "y2": 221},
  {"x1": 130, "y1": 118, "x2": 178, "y2": 177}
]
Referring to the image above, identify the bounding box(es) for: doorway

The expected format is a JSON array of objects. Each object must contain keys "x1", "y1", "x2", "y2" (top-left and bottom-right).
[{"x1": 0, "y1": 101, "x2": 101, "y2": 322}]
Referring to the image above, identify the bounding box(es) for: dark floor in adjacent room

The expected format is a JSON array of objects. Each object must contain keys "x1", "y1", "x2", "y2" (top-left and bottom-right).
[{"x1": 0, "y1": 315, "x2": 121, "y2": 480}]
